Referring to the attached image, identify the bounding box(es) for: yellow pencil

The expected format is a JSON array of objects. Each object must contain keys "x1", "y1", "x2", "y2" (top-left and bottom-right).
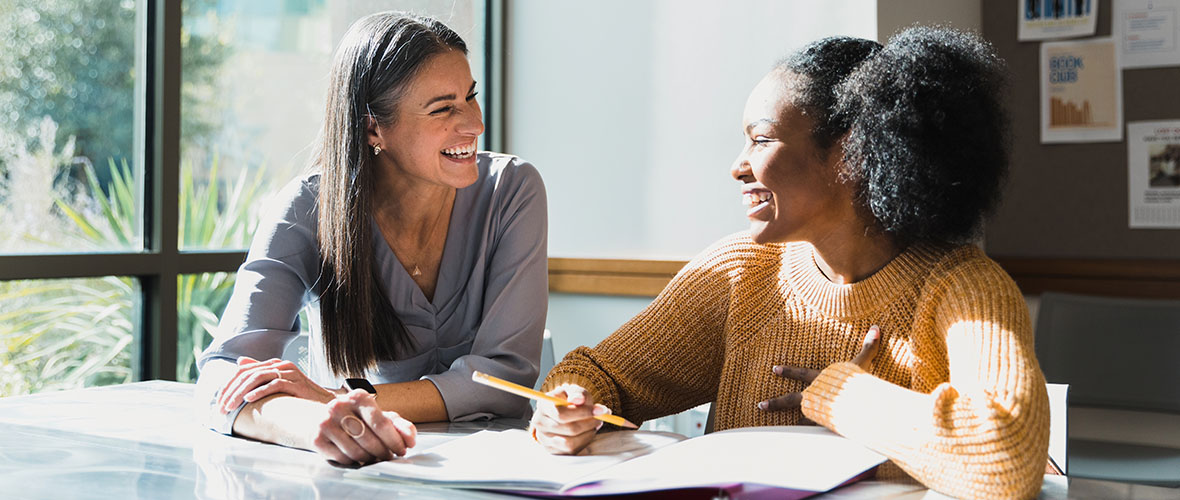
[{"x1": 471, "y1": 371, "x2": 638, "y2": 429}]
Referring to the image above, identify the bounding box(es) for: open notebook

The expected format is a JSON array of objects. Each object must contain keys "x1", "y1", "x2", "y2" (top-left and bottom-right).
[{"x1": 357, "y1": 426, "x2": 886, "y2": 499}]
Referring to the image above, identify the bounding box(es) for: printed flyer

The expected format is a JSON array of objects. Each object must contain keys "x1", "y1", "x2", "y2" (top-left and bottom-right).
[
  {"x1": 1019, "y1": 0, "x2": 1098, "y2": 40},
  {"x1": 1128, "y1": 121, "x2": 1180, "y2": 228},
  {"x1": 1114, "y1": 0, "x2": 1180, "y2": 68},
  {"x1": 1040, "y1": 38, "x2": 1123, "y2": 143}
]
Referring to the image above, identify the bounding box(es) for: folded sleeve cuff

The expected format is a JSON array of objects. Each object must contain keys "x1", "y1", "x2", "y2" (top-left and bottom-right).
[
  {"x1": 801, "y1": 361, "x2": 865, "y2": 429},
  {"x1": 540, "y1": 371, "x2": 622, "y2": 418},
  {"x1": 424, "y1": 368, "x2": 531, "y2": 422},
  {"x1": 207, "y1": 391, "x2": 247, "y2": 435}
]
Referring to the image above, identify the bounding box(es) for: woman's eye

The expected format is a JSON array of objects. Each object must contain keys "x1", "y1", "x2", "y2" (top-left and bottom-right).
[{"x1": 430, "y1": 105, "x2": 453, "y2": 115}]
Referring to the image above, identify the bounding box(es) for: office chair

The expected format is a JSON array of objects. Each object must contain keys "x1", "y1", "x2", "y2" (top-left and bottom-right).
[
  {"x1": 1035, "y1": 291, "x2": 1180, "y2": 487},
  {"x1": 535, "y1": 329, "x2": 555, "y2": 391}
]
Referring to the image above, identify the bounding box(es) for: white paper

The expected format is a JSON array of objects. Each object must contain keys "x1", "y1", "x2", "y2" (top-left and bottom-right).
[
  {"x1": 1127, "y1": 120, "x2": 1180, "y2": 228},
  {"x1": 573, "y1": 426, "x2": 886, "y2": 495},
  {"x1": 356, "y1": 426, "x2": 886, "y2": 496},
  {"x1": 359, "y1": 429, "x2": 684, "y2": 491},
  {"x1": 1115, "y1": 0, "x2": 1180, "y2": 68},
  {"x1": 1041, "y1": 38, "x2": 1124, "y2": 143},
  {"x1": 1019, "y1": 0, "x2": 1099, "y2": 40}
]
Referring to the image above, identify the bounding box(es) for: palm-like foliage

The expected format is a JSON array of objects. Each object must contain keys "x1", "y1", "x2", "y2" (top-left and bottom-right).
[
  {"x1": 3, "y1": 147, "x2": 271, "y2": 394},
  {"x1": 55, "y1": 158, "x2": 140, "y2": 247},
  {"x1": 0, "y1": 120, "x2": 141, "y2": 396},
  {"x1": 0, "y1": 277, "x2": 136, "y2": 396}
]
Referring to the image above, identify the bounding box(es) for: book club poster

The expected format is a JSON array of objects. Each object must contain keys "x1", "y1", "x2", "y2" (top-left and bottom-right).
[{"x1": 1040, "y1": 37, "x2": 1123, "y2": 143}]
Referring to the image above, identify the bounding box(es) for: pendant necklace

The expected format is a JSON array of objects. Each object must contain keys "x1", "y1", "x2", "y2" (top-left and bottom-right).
[{"x1": 406, "y1": 191, "x2": 452, "y2": 278}]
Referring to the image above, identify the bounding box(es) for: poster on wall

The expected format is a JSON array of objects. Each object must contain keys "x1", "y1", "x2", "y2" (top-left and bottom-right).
[
  {"x1": 1019, "y1": 0, "x2": 1098, "y2": 40},
  {"x1": 1128, "y1": 120, "x2": 1180, "y2": 228},
  {"x1": 1040, "y1": 38, "x2": 1123, "y2": 143},
  {"x1": 1114, "y1": 0, "x2": 1180, "y2": 68}
]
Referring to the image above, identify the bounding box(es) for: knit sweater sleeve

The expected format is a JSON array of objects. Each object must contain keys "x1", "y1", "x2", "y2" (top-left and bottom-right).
[
  {"x1": 541, "y1": 235, "x2": 750, "y2": 425},
  {"x1": 800, "y1": 258, "x2": 1050, "y2": 500}
]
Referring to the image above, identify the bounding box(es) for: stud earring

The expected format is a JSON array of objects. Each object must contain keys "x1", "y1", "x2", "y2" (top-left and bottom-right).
[{"x1": 373, "y1": 144, "x2": 382, "y2": 156}]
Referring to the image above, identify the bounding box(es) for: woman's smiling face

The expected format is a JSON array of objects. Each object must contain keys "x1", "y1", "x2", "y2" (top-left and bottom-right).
[
  {"x1": 372, "y1": 49, "x2": 484, "y2": 190},
  {"x1": 730, "y1": 70, "x2": 847, "y2": 245}
]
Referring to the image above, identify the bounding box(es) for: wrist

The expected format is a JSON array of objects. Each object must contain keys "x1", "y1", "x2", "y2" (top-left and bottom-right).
[{"x1": 319, "y1": 386, "x2": 344, "y2": 404}]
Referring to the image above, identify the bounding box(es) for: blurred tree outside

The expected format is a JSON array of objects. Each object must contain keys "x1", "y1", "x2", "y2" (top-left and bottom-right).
[{"x1": 0, "y1": 0, "x2": 229, "y2": 188}]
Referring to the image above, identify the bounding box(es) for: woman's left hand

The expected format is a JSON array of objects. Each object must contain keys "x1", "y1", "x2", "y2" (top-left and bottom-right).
[
  {"x1": 217, "y1": 356, "x2": 339, "y2": 414},
  {"x1": 758, "y1": 325, "x2": 881, "y2": 414}
]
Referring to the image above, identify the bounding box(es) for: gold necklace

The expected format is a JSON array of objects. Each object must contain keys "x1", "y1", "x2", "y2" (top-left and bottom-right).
[{"x1": 404, "y1": 191, "x2": 452, "y2": 278}]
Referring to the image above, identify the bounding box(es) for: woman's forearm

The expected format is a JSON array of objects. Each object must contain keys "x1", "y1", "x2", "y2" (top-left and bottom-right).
[
  {"x1": 372, "y1": 379, "x2": 448, "y2": 422},
  {"x1": 233, "y1": 394, "x2": 323, "y2": 450}
]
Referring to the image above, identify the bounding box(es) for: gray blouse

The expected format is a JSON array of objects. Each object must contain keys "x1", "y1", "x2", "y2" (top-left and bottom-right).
[{"x1": 198, "y1": 153, "x2": 548, "y2": 421}]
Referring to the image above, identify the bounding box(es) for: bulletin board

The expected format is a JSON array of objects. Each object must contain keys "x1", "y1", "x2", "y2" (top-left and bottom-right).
[{"x1": 982, "y1": 0, "x2": 1180, "y2": 297}]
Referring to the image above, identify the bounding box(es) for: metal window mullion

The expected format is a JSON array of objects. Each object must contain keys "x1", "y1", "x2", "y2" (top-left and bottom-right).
[
  {"x1": 0, "y1": 252, "x2": 246, "y2": 281},
  {"x1": 486, "y1": 0, "x2": 504, "y2": 153},
  {"x1": 142, "y1": 0, "x2": 182, "y2": 382},
  {"x1": 0, "y1": 254, "x2": 159, "y2": 280}
]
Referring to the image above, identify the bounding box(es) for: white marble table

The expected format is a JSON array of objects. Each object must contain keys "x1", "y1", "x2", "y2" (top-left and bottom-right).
[
  {"x1": 0, "y1": 381, "x2": 1176, "y2": 499},
  {"x1": 0, "y1": 381, "x2": 523, "y2": 499}
]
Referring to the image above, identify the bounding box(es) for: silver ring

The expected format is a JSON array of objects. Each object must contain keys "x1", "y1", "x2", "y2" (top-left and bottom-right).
[{"x1": 341, "y1": 414, "x2": 366, "y2": 439}]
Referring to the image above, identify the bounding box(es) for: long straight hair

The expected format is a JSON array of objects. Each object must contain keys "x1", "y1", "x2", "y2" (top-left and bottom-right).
[{"x1": 313, "y1": 12, "x2": 467, "y2": 377}]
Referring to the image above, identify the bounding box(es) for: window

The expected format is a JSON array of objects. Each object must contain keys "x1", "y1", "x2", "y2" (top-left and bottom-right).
[
  {"x1": 1, "y1": 0, "x2": 146, "y2": 395},
  {"x1": 1, "y1": 0, "x2": 493, "y2": 394}
]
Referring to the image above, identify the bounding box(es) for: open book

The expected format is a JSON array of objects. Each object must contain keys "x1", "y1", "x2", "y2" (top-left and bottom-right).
[{"x1": 357, "y1": 426, "x2": 886, "y2": 499}]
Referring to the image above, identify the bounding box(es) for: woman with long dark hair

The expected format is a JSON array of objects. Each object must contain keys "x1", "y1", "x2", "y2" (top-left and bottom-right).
[
  {"x1": 196, "y1": 12, "x2": 547, "y2": 465},
  {"x1": 531, "y1": 27, "x2": 1048, "y2": 500}
]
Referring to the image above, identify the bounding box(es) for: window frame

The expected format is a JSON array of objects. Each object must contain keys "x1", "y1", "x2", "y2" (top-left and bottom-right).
[{"x1": 0, "y1": 0, "x2": 502, "y2": 382}]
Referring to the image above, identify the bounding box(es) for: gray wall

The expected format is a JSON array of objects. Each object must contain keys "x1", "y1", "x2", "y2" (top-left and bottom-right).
[
  {"x1": 878, "y1": 0, "x2": 981, "y2": 40},
  {"x1": 982, "y1": 0, "x2": 1180, "y2": 258}
]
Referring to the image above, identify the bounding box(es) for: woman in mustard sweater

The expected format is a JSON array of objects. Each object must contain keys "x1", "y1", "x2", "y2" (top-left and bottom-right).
[{"x1": 531, "y1": 27, "x2": 1050, "y2": 500}]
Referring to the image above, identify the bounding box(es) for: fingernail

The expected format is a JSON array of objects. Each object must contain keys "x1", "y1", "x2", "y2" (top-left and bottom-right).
[
  {"x1": 592, "y1": 405, "x2": 607, "y2": 416},
  {"x1": 772, "y1": 366, "x2": 783, "y2": 375},
  {"x1": 757, "y1": 401, "x2": 768, "y2": 411},
  {"x1": 596, "y1": 421, "x2": 604, "y2": 430}
]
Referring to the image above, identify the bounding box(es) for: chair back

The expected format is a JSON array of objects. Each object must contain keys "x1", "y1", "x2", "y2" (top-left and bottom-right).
[
  {"x1": 1035, "y1": 292, "x2": 1180, "y2": 413},
  {"x1": 1046, "y1": 383, "x2": 1069, "y2": 474},
  {"x1": 535, "y1": 329, "x2": 555, "y2": 391}
]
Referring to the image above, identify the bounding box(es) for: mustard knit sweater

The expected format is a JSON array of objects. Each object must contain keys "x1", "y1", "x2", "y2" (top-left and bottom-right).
[{"x1": 543, "y1": 233, "x2": 1050, "y2": 500}]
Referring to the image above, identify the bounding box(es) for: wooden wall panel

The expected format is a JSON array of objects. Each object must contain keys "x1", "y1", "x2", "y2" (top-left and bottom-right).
[{"x1": 548, "y1": 257, "x2": 1180, "y2": 299}]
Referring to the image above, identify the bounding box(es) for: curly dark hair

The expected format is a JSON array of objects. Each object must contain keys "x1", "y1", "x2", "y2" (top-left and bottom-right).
[{"x1": 781, "y1": 26, "x2": 1010, "y2": 246}]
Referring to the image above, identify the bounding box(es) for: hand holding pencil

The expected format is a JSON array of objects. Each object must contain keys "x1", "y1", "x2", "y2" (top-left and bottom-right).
[
  {"x1": 472, "y1": 371, "x2": 636, "y2": 456},
  {"x1": 472, "y1": 371, "x2": 637, "y2": 429}
]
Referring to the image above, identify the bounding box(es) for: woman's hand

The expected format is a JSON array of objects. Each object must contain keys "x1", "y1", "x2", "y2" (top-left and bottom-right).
[
  {"x1": 758, "y1": 325, "x2": 881, "y2": 415},
  {"x1": 529, "y1": 384, "x2": 611, "y2": 455},
  {"x1": 312, "y1": 389, "x2": 417, "y2": 465},
  {"x1": 216, "y1": 356, "x2": 338, "y2": 414}
]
